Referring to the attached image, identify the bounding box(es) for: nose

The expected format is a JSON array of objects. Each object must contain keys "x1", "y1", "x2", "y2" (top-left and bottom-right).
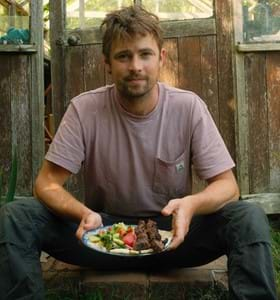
[{"x1": 128, "y1": 55, "x2": 142, "y2": 72}]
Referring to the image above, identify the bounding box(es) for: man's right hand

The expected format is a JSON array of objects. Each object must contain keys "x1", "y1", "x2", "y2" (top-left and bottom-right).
[{"x1": 76, "y1": 212, "x2": 103, "y2": 240}]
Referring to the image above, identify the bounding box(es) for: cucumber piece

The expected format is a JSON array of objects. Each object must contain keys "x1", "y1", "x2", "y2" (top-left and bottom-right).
[
  {"x1": 89, "y1": 235, "x2": 101, "y2": 243},
  {"x1": 113, "y1": 238, "x2": 125, "y2": 246}
]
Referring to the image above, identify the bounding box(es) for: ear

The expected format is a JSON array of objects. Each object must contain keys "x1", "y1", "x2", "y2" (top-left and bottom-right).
[
  {"x1": 107, "y1": 67, "x2": 112, "y2": 75},
  {"x1": 103, "y1": 55, "x2": 112, "y2": 74},
  {"x1": 159, "y1": 48, "x2": 167, "y2": 67}
]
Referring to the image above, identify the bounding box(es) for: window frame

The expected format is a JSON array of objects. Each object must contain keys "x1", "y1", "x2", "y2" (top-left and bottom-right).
[
  {"x1": 233, "y1": 0, "x2": 280, "y2": 52},
  {"x1": 0, "y1": 0, "x2": 40, "y2": 53},
  {"x1": 64, "y1": 0, "x2": 216, "y2": 45}
]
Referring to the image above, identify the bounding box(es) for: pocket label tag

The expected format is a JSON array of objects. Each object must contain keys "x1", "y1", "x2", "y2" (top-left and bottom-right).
[{"x1": 176, "y1": 161, "x2": 185, "y2": 173}]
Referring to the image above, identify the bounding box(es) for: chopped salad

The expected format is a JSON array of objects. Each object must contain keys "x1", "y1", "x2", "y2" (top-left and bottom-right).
[{"x1": 88, "y1": 222, "x2": 137, "y2": 251}]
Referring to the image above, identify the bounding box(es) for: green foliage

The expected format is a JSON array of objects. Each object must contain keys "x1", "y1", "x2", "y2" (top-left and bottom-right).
[
  {"x1": 43, "y1": 2, "x2": 50, "y2": 23},
  {"x1": 271, "y1": 227, "x2": 280, "y2": 296},
  {"x1": 46, "y1": 285, "x2": 227, "y2": 300}
]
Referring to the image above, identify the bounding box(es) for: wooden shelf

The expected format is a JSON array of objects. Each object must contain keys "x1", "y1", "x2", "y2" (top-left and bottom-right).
[
  {"x1": 236, "y1": 43, "x2": 280, "y2": 52},
  {"x1": 0, "y1": 44, "x2": 37, "y2": 53}
]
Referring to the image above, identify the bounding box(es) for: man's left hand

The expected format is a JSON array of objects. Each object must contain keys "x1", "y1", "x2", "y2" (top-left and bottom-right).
[
  {"x1": 76, "y1": 211, "x2": 103, "y2": 240},
  {"x1": 161, "y1": 198, "x2": 194, "y2": 249}
]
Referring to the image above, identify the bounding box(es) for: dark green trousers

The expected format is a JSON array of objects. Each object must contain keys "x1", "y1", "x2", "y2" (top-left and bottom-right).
[{"x1": 0, "y1": 199, "x2": 277, "y2": 299}]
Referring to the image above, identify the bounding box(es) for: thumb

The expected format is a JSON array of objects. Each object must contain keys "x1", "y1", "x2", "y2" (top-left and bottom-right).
[{"x1": 161, "y1": 200, "x2": 178, "y2": 216}]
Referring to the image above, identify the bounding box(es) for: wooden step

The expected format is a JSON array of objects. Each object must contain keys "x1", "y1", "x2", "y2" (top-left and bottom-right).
[{"x1": 42, "y1": 255, "x2": 228, "y2": 298}]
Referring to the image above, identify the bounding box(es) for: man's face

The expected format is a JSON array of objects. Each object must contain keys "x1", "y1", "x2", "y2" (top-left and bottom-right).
[{"x1": 107, "y1": 34, "x2": 165, "y2": 100}]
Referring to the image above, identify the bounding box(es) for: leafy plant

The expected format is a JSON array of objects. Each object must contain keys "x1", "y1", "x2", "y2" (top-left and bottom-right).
[
  {"x1": 270, "y1": 227, "x2": 280, "y2": 297},
  {"x1": 0, "y1": 147, "x2": 18, "y2": 205}
]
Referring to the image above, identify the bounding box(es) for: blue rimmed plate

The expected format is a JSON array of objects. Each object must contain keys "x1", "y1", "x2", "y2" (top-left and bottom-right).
[{"x1": 82, "y1": 225, "x2": 173, "y2": 256}]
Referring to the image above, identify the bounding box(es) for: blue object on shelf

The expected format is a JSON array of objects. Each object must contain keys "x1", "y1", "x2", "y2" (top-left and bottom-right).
[{"x1": 0, "y1": 27, "x2": 30, "y2": 44}]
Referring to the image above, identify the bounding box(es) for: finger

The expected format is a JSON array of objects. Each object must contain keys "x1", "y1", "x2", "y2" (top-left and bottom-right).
[
  {"x1": 161, "y1": 200, "x2": 178, "y2": 216},
  {"x1": 168, "y1": 234, "x2": 184, "y2": 250},
  {"x1": 169, "y1": 208, "x2": 189, "y2": 249},
  {"x1": 169, "y1": 226, "x2": 186, "y2": 249},
  {"x1": 83, "y1": 221, "x2": 103, "y2": 230},
  {"x1": 83, "y1": 213, "x2": 103, "y2": 230},
  {"x1": 75, "y1": 225, "x2": 84, "y2": 240}
]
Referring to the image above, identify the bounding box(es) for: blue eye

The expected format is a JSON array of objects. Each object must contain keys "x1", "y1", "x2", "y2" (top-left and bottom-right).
[{"x1": 115, "y1": 53, "x2": 130, "y2": 61}]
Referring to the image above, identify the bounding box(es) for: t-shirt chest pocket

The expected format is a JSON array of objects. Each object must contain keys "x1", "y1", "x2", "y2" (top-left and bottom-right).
[{"x1": 152, "y1": 151, "x2": 187, "y2": 198}]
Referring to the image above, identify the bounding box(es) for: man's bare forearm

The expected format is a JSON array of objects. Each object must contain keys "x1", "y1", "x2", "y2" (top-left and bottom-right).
[
  {"x1": 34, "y1": 181, "x2": 92, "y2": 222},
  {"x1": 162, "y1": 170, "x2": 239, "y2": 249},
  {"x1": 34, "y1": 160, "x2": 92, "y2": 223},
  {"x1": 183, "y1": 170, "x2": 240, "y2": 216}
]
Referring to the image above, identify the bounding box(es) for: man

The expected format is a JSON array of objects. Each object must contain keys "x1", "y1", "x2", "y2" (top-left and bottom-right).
[{"x1": 0, "y1": 5, "x2": 277, "y2": 300}]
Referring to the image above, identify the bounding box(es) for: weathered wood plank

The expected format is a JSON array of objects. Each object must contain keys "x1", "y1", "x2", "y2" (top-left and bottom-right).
[
  {"x1": 160, "y1": 38, "x2": 178, "y2": 87},
  {"x1": 66, "y1": 18, "x2": 216, "y2": 45},
  {"x1": 30, "y1": 0, "x2": 45, "y2": 188},
  {"x1": 234, "y1": 53, "x2": 250, "y2": 194},
  {"x1": 0, "y1": 2, "x2": 44, "y2": 197},
  {"x1": 64, "y1": 46, "x2": 84, "y2": 105},
  {"x1": 10, "y1": 55, "x2": 32, "y2": 196},
  {"x1": 0, "y1": 45, "x2": 37, "y2": 53},
  {"x1": 241, "y1": 193, "x2": 280, "y2": 214},
  {"x1": 215, "y1": 0, "x2": 236, "y2": 163},
  {"x1": 200, "y1": 35, "x2": 219, "y2": 125},
  {"x1": 64, "y1": 46, "x2": 85, "y2": 201},
  {"x1": 0, "y1": 54, "x2": 12, "y2": 194},
  {"x1": 161, "y1": 18, "x2": 216, "y2": 39},
  {"x1": 266, "y1": 53, "x2": 280, "y2": 192},
  {"x1": 245, "y1": 53, "x2": 269, "y2": 193},
  {"x1": 178, "y1": 36, "x2": 202, "y2": 95},
  {"x1": 237, "y1": 43, "x2": 280, "y2": 52},
  {"x1": 195, "y1": 35, "x2": 219, "y2": 192},
  {"x1": 177, "y1": 36, "x2": 205, "y2": 193},
  {"x1": 83, "y1": 44, "x2": 105, "y2": 91},
  {"x1": 232, "y1": 0, "x2": 243, "y2": 43},
  {"x1": 50, "y1": 0, "x2": 66, "y2": 129}
]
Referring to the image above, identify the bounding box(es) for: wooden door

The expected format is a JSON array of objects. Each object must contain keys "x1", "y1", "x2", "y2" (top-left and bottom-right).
[
  {"x1": 0, "y1": 1, "x2": 44, "y2": 198},
  {"x1": 233, "y1": 1, "x2": 280, "y2": 198},
  {"x1": 49, "y1": 0, "x2": 235, "y2": 199}
]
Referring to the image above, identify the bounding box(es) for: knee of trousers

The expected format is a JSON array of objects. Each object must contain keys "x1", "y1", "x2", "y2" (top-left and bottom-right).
[
  {"x1": 223, "y1": 201, "x2": 271, "y2": 248},
  {"x1": 0, "y1": 198, "x2": 46, "y2": 249}
]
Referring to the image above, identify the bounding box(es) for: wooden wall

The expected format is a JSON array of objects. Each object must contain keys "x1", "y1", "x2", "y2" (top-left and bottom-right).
[
  {"x1": 0, "y1": 0, "x2": 278, "y2": 202},
  {"x1": 0, "y1": 53, "x2": 36, "y2": 196},
  {"x1": 50, "y1": 0, "x2": 238, "y2": 197},
  {"x1": 0, "y1": 1, "x2": 44, "y2": 198},
  {"x1": 46, "y1": 0, "x2": 280, "y2": 201},
  {"x1": 243, "y1": 52, "x2": 280, "y2": 193}
]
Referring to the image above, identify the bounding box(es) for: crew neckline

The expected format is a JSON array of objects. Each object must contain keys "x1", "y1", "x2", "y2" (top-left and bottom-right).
[{"x1": 113, "y1": 82, "x2": 163, "y2": 122}]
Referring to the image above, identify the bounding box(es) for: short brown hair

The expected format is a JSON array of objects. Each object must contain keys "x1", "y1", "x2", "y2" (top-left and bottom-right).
[{"x1": 100, "y1": 5, "x2": 163, "y2": 63}]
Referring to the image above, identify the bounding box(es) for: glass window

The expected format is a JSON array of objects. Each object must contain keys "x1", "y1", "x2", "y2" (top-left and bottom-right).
[
  {"x1": 243, "y1": 0, "x2": 280, "y2": 42},
  {"x1": 0, "y1": 0, "x2": 30, "y2": 44},
  {"x1": 66, "y1": 0, "x2": 134, "y2": 29},
  {"x1": 66, "y1": 0, "x2": 214, "y2": 30},
  {"x1": 142, "y1": 0, "x2": 213, "y2": 20}
]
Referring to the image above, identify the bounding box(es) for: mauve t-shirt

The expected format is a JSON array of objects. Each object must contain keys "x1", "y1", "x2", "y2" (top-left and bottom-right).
[{"x1": 45, "y1": 82, "x2": 235, "y2": 216}]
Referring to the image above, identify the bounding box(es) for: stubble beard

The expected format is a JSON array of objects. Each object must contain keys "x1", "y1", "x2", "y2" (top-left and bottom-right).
[{"x1": 117, "y1": 77, "x2": 155, "y2": 102}]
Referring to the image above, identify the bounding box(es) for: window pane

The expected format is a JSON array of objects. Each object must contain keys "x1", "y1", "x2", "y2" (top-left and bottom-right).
[
  {"x1": 0, "y1": 0, "x2": 30, "y2": 44},
  {"x1": 243, "y1": 0, "x2": 280, "y2": 42},
  {"x1": 66, "y1": 0, "x2": 134, "y2": 29},
  {"x1": 142, "y1": 0, "x2": 213, "y2": 20}
]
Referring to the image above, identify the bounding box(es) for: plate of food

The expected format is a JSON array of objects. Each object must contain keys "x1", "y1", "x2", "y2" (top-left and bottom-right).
[{"x1": 82, "y1": 219, "x2": 173, "y2": 256}]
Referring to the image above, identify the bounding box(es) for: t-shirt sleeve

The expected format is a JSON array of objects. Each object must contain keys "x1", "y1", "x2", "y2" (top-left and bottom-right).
[
  {"x1": 45, "y1": 102, "x2": 85, "y2": 174},
  {"x1": 191, "y1": 97, "x2": 235, "y2": 180}
]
